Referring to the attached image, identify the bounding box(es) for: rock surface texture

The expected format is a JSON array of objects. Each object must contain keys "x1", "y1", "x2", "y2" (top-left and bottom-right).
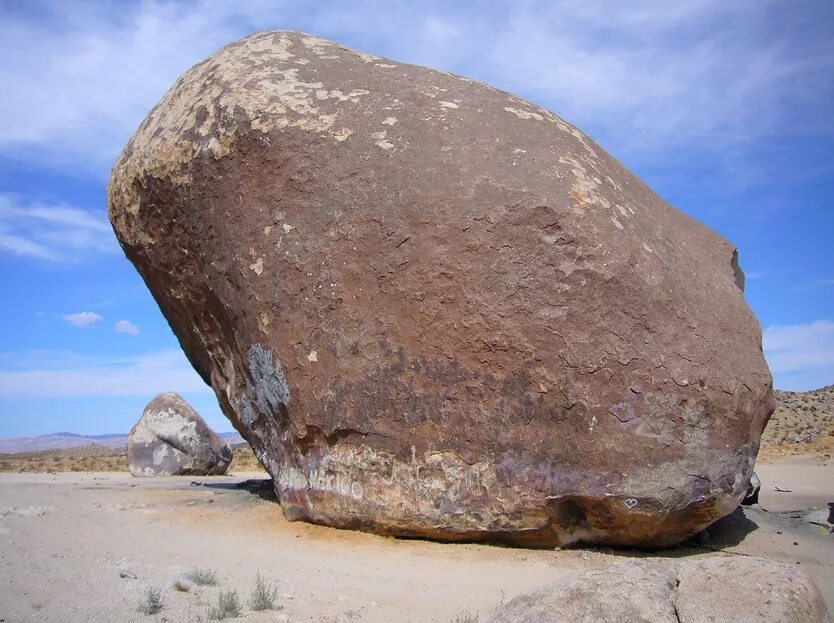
[
  {"x1": 487, "y1": 556, "x2": 830, "y2": 623},
  {"x1": 108, "y1": 31, "x2": 774, "y2": 545},
  {"x1": 127, "y1": 392, "x2": 232, "y2": 476}
]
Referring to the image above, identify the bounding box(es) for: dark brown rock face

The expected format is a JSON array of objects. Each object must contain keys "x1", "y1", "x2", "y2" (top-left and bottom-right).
[
  {"x1": 127, "y1": 392, "x2": 232, "y2": 476},
  {"x1": 108, "y1": 31, "x2": 773, "y2": 545}
]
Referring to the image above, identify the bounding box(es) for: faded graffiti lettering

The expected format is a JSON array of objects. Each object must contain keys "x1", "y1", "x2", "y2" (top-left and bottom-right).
[{"x1": 278, "y1": 466, "x2": 363, "y2": 500}]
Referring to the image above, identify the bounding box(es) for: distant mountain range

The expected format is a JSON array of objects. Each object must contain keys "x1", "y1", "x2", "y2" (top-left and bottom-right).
[{"x1": 0, "y1": 431, "x2": 244, "y2": 454}]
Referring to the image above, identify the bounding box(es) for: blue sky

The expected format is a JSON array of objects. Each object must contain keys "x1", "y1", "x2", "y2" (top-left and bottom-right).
[{"x1": 0, "y1": 0, "x2": 832, "y2": 437}]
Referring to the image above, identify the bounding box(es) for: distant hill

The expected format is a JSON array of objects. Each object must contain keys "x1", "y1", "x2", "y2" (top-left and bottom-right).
[
  {"x1": 760, "y1": 384, "x2": 833, "y2": 460},
  {"x1": 0, "y1": 431, "x2": 243, "y2": 454},
  {"x1": 2, "y1": 385, "x2": 830, "y2": 458}
]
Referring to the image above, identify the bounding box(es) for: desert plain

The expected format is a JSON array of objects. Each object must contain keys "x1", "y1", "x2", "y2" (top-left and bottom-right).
[{"x1": 0, "y1": 387, "x2": 831, "y2": 622}]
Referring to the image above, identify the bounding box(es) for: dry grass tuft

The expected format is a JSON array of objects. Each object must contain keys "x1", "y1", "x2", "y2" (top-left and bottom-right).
[
  {"x1": 207, "y1": 589, "x2": 241, "y2": 620},
  {"x1": 249, "y1": 571, "x2": 279, "y2": 611},
  {"x1": 138, "y1": 586, "x2": 164, "y2": 615},
  {"x1": 0, "y1": 444, "x2": 126, "y2": 473},
  {"x1": 186, "y1": 568, "x2": 219, "y2": 586},
  {"x1": 228, "y1": 444, "x2": 266, "y2": 473}
]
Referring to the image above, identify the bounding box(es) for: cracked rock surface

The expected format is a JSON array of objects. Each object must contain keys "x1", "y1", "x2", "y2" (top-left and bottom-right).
[
  {"x1": 127, "y1": 392, "x2": 232, "y2": 476},
  {"x1": 108, "y1": 31, "x2": 773, "y2": 545},
  {"x1": 487, "y1": 556, "x2": 830, "y2": 623}
]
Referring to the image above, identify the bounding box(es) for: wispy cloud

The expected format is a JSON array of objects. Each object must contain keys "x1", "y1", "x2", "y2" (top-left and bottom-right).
[
  {"x1": 481, "y1": 1, "x2": 834, "y2": 175},
  {"x1": 764, "y1": 319, "x2": 834, "y2": 391},
  {"x1": 0, "y1": 193, "x2": 117, "y2": 261},
  {"x1": 0, "y1": 1, "x2": 830, "y2": 175},
  {"x1": 87, "y1": 298, "x2": 115, "y2": 308},
  {"x1": 0, "y1": 1, "x2": 249, "y2": 172},
  {"x1": 0, "y1": 349, "x2": 210, "y2": 397},
  {"x1": 114, "y1": 319, "x2": 140, "y2": 335},
  {"x1": 61, "y1": 311, "x2": 103, "y2": 328}
]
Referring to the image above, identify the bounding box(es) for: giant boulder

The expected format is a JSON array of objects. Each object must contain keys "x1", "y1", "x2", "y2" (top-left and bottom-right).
[
  {"x1": 127, "y1": 392, "x2": 232, "y2": 476},
  {"x1": 108, "y1": 31, "x2": 773, "y2": 545}
]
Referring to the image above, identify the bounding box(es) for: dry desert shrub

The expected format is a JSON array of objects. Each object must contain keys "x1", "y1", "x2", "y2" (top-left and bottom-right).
[
  {"x1": 138, "y1": 586, "x2": 164, "y2": 615},
  {"x1": 186, "y1": 568, "x2": 219, "y2": 586},
  {"x1": 249, "y1": 571, "x2": 279, "y2": 611},
  {"x1": 228, "y1": 444, "x2": 267, "y2": 472},
  {"x1": 0, "y1": 445, "x2": 127, "y2": 473},
  {"x1": 207, "y1": 589, "x2": 242, "y2": 620}
]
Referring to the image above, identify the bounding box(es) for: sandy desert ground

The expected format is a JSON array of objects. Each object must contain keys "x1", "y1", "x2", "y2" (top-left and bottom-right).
[
  {"x1": 1, "y1": 385, "x2": 831, "y2": 622},
  {"x1": 0, "y1": 456, "x2": 831, "y2": 623}
]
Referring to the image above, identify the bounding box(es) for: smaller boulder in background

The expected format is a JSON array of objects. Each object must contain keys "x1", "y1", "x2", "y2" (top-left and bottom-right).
[{"x1": 127, "y1": 392, "x2": 232, "y2": 476}]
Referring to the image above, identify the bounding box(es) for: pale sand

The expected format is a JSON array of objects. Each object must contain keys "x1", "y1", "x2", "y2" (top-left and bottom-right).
[
  {"x1": 0, "y1": 459, "x2": 830, "y2": 622},
  {"x1": 757, "y1": 456, "x2": 833, "y2": 512}
]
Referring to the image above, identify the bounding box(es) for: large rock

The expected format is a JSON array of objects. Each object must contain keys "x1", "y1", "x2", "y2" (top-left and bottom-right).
[
  {"x1": 108, "y1": 31, "x2": 773, "y2": 545},
  {"x1": 487, "y1": 557, "x2": 830, "y2": 623},
  {"x1": 127, "y1": 392, "x2": 232, "y2": 476},
  {"x1": 675, "y1": 556, "x2": 831, "y2": 623},
  {"x1": 488, "y1": 559, "x2": 680, "y2": 623}
]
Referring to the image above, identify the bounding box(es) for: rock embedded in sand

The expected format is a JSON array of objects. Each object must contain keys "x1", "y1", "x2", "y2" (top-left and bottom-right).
[
  {"x1": 490, "y1": 559, "x2": 681, "y2": 622},
  {"x1": 487, "y1": 556, "x2": 830, "y2": 623},
  {"x1": 127, "y1": 392, "x2": 232, "y2": 476},
  {"x1": 108, "y1": 31, "x2": 774, "y2": 545},
  {"x1": 675, "y1": 556, "x2": 831, "y2": 623}
]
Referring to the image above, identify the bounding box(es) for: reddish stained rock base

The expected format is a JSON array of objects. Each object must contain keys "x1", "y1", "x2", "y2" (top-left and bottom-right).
[{"x1": 109, "y1": 31, "x2": 773, "y2": 546}]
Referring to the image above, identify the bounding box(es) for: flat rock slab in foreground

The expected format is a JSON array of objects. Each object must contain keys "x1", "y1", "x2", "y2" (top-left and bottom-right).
[
  {"x1": 108, "y1": 31, "x2": 773, "y2": 545},
  {"x1": 127, "y1": 392, "x2": 232, "y2": 476},
  {"x1": 488, "y1": 556, "x2": 830, "y2": 623}
]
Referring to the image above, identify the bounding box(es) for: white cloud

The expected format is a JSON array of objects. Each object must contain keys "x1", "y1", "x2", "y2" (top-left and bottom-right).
[
  {"x1": 0, "y1": 1, "x2": 253, "y2": 172},
  {"x1": 482, "y1": 1, "x2": 834, "y2": 161},
  {"x1": 0, "y1": 193, "x2": 117, "y2": 261},
  {"x1": 0, "y1": 349, "x2": 210, "y2": 397},
  {"x1": 764, "y1": 320, "x2": 834, "y2": 391},
  {"x1": 114, "y1": 319, "x2": 140, "y2": 335},
  {"x1": 62, "y1": 311, "x2": 103, "y2": 328},
  {"x1": 0, "y1": 1, "x2": 830, "y2": 175}
]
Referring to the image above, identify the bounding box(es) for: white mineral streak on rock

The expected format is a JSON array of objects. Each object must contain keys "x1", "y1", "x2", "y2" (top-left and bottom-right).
[
  {"x1": 560, "y1": 156, "x2": 612, "y2": 211},
  {"x1": 504, "y1": 106, "x2": 543, "y2": 121},
  {"x1": 152, "y1": 443, "x2": 174, "y2": 465},
  {"x1": 108, "y1": 31, "x2": 370, "y2": 243}
]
